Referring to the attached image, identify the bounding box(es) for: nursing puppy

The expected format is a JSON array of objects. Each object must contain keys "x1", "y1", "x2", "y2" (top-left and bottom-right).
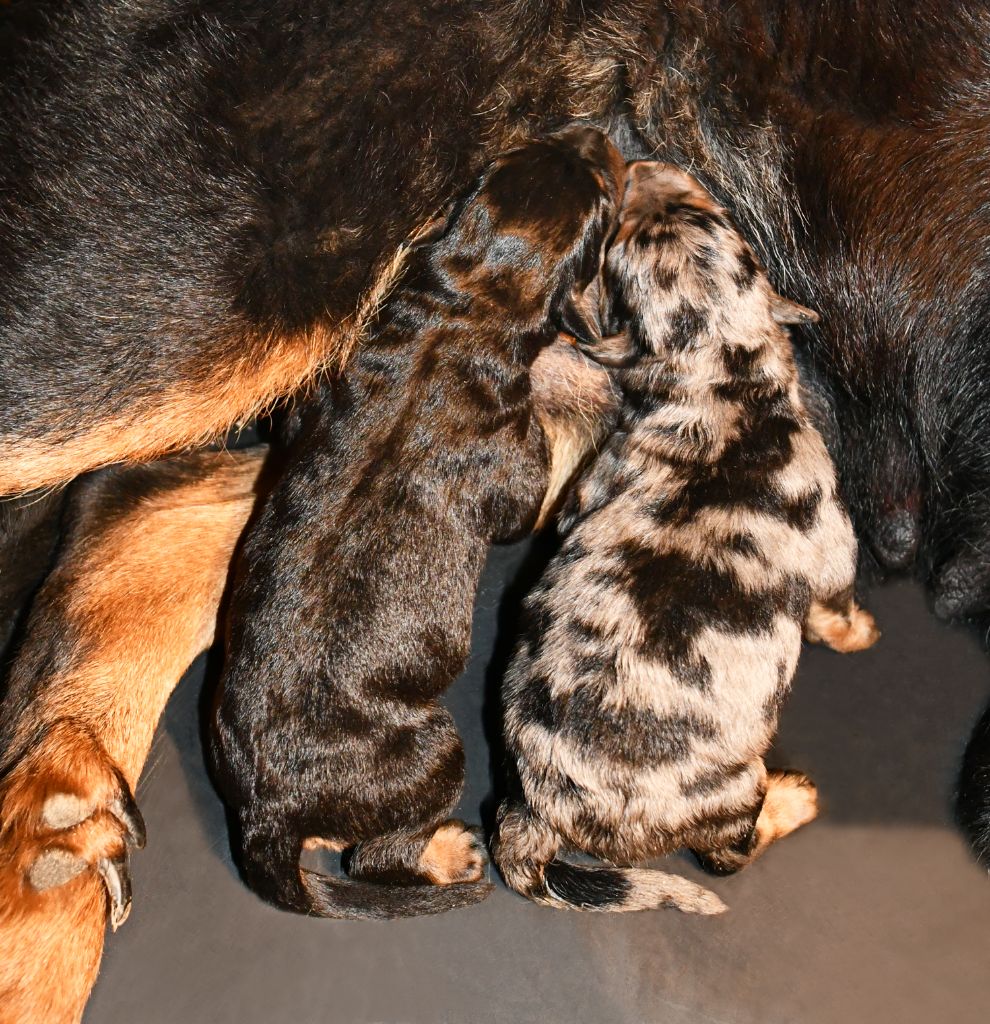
[
  {"x1": 494, "y1": 162, "x2": 879, "y2": 913},
  {"x1": 211, "y1": 126, "x2": 622, "y2": 919}
]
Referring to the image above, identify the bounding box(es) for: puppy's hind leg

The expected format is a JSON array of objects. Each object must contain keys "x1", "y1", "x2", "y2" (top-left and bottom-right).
[
  {"x1": 350, "y1": 820, "x2": 488, "y2": 887},
  {"x1": 495, "y1": 800, "x2": 724, "y2": 914},
  {"x1": 491, "y1": 800, "x2": 562, "y2": 904},
  {"x1": 695, "y1": 769, "x2": 819, "y2": 876},
  {"x1": 804, "y1": 587, "x2": 880, "y2": 653}
]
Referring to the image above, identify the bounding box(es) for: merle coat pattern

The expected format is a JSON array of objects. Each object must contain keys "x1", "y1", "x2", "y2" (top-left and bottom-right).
[
  {"x1": 209, "y1": 127, "x2": 623, "y2": 920},
  {"x1": 494, "y1": 163, "x2": 879, "y2": 913}
]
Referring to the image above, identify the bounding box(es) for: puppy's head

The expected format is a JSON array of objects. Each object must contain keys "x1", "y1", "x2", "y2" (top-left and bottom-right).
[
  {"x1": 431, "y1": 126, "x2": 624, "y2": 331},
  {"x1": 596, "y1": 161, "x2": 817, "y2": 358}
]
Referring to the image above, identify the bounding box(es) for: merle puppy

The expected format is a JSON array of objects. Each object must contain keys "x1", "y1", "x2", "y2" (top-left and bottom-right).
[
  {"x1": 494, "y1": 162, "x2": 879, "y2": 913},
  {"x1": 210, "y1": 126, "x2": 623, "y2": 919}
]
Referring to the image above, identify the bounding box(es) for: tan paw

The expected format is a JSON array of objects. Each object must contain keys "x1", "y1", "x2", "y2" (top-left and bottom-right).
[
  {"x1": 0, "y1": 720, "x2": 145, "y2": 930},
  {"x1": 418, "y1": 821, "x2": 488, "y2": 885},
  {"x1": 757, "y1": 770, "x2": 819, "y2": 845},
  {"x1": 805, "y1": 600, "x2": 880, "y2": 653}
]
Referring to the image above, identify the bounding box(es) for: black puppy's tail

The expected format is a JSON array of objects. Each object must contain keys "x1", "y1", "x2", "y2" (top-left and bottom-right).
[
  {"x1": 494, "y1": 802, "x2": 726, "y2": 915},
  {"x1": 239, "y1": 824, "x2": 492, "y2": 920}
]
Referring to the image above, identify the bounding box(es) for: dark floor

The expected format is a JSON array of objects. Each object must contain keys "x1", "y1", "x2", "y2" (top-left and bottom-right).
[{"x1": 86, "y1": 542, "x2": 990, "y2": 1024}]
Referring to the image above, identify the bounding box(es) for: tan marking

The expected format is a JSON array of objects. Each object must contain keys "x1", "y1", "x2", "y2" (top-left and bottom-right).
[
  {"x1": 530, "y1": 340, "x2": 618, "y2": 529},
  {"x1": 302, "y1": 837, "x2": 346, "y2": 853},
  {"x1": 752, "y1": 771, "x2": 819, "y2": 854},
  {"x1": 805, "y1": 600, "x2": 880, "y2": 653},
  {"x1": 0, "y1": 330, "x2": 322, "y2": 496},
  {"x1": 0, "y1": 224, "x2": 419, "y2": 497},
  {"x1": 418, "y1": 822, "x2": 485, "y2": 885}
]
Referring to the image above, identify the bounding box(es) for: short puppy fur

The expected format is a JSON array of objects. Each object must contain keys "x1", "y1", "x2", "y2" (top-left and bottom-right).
[
  {"x1": 211, "y1": 126, "x2": 623, "y2": 919},
  {"x1": 494, "y1": 162, "x2": 879, "y2": 913}
]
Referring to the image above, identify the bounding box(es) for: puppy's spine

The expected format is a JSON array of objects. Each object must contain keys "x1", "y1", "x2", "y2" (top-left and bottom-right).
[
  {"x1": 494, "y1": 802, "x2": 726, "y2": 914},
  {"x1": 240, "y1": 823, "x2": 492, "y2": 921}
]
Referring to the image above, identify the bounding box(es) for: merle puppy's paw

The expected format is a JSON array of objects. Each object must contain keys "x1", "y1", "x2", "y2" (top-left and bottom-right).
[{"x1": 0, "y1": 720, "x2": 145, "y2": 929}]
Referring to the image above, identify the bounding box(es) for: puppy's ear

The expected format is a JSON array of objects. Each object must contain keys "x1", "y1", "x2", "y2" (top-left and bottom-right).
[
  {"x1": 559, "y1": 276, "x2": 604, "y2": 348},
  {"x1": 581, "y1": 330, "x2": 637, "y2": 369},
  {"x1": 407, "y1": 200, "x2": 459, "y2": 248},
  {"x1": 770, "y1": 294, "x2": 820, "y2": 325}
]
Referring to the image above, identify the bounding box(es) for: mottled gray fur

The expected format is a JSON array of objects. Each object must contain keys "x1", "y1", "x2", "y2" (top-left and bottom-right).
[{"x1": 494, "y1": 162, "x2": 879, "y2": 914}]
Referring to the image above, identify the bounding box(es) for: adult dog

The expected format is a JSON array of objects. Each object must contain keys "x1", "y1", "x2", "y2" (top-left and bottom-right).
[{"x1": 3, "y1": 1, "x2": 990, "y2": 1021}]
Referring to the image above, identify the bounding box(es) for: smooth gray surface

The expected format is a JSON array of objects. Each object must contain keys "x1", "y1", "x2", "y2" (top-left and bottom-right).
[{"x1": 86, "y1": 544, "x2": 990, "y2": 1024}]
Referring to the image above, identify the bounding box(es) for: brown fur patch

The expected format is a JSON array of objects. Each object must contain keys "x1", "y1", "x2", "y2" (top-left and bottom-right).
[
  {"x1": 0, "y1": 333, "x2": 316, "y2": 496},
  {"x1": 530, "y1": 339, "x2": 618, "y2": 529},
  {"x1": 301, "y1": 837, "x2": 347, "y2": 853},
  {"x1": 0, "y1": 231, "x2": 417, "y2": 497}
]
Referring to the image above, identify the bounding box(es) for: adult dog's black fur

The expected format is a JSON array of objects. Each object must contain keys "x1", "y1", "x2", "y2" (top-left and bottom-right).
[
  {"x1": 5, "y1": 1, "x2": 990, "y2": 1015},
  {"x1": 210, "y1": 128, "x2": 623, "y2": 919}
]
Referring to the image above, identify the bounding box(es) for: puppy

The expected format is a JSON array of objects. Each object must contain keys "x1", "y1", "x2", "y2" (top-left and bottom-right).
[
  {"x1": 211, "y1": 126, "x2": 623, "y2": 919},
  {"x1": 494, "y1": 162, "x2": 880, "y2": 913}
]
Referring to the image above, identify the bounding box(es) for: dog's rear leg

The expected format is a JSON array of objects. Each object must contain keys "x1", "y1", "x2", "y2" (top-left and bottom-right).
[
  {"x1": 349, "y1": 820, "x2": 488, "y2": 886},
  {"x1": 0, "y1": 448, "x2": 265, "y2": 1024},
  {"x1": 695, "y1": 769, "x2": 819, "y2": 876},
  {"x1": 804, "y1": 587, "x2": 880, "y2": 653}
]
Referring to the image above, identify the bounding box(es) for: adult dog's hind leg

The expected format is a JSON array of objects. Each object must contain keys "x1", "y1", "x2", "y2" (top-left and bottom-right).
[{"x1": 0, "y1": 448, "x2": 265, "y2": 1024}]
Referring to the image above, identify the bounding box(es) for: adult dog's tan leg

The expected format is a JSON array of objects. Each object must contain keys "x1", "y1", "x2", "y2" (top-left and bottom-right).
[{"x1": 0, "y1": 448, "x2": 266, "y2": 1024}]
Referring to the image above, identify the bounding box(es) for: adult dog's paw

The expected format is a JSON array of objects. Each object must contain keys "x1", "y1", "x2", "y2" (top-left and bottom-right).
[{"x1": 0, "y1": 720, "x2": 145, "y2": 929}]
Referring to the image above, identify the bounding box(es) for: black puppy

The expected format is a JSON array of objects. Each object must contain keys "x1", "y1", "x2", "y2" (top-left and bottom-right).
[{"x1": 211, "y1": 126, "x2": 623, "y2": 919}]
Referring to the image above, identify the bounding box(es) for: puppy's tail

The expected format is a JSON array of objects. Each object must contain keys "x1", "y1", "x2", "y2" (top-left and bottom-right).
[
  {"x1": 239, "y1": 824, "x2": 492, "y2": 921},
  {"x1": 493, "y1": 802, "x2": 726, "y2": 915}
]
